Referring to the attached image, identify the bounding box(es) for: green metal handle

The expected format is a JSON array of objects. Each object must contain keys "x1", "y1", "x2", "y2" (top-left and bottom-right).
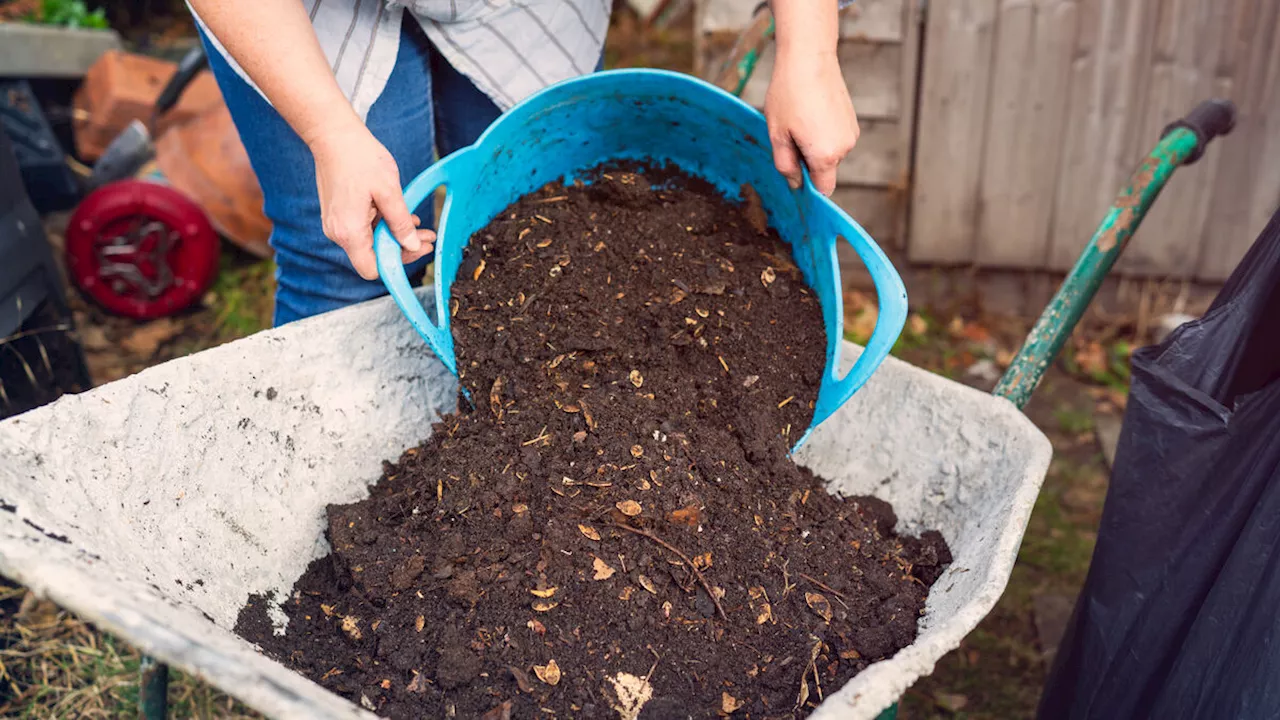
[{"x1": 993, "y1": 99, "x2": 1236, "y2": 409}]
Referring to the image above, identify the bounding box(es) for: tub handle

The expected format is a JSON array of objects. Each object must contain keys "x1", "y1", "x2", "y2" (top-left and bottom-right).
[{"x1": 374, "y1": 147, "x2": 477, "y2": 376}]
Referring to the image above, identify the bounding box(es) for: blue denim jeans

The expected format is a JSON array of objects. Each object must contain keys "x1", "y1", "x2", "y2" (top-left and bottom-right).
[{"x1": 199, "y1": 21, "x2": 502, "y2": 326}]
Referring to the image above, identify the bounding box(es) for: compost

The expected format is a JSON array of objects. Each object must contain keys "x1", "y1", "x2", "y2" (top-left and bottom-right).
[{"x1": 236, "y1": 166, "x2": 951, "y2": 719}]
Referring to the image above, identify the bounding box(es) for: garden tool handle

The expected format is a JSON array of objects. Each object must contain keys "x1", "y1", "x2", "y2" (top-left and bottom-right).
[
  {"x1": 1162, "y1": 99, "x2": 1237, "y2": 165},
  {"x1": 810, "y1": 198, "x2": 907, "y2": 431},
  {"x1": 151, "y1": 45, "x2": 208, "y2": 130},
  {"x1": 374, "y1": 148, "x2": 478, "y2": 376}
]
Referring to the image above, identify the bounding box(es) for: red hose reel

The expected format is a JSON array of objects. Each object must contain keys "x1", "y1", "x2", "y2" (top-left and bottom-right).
[{"x1": 65, "y1": 179, "x2": 220, "y2": 319}]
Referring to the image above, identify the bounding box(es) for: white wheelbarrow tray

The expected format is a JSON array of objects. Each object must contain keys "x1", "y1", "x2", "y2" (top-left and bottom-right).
[{"x1": 0, "y1": 289, "x2": 1051, "y2": 719}]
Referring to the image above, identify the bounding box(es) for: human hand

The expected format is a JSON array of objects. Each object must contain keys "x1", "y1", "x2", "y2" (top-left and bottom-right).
[
  {"x1": 306, "y1": 120, "x2": 435, "y2": 280},
  {"x1": 764, "y1": 48, "x2": 859, "y2": 196}
]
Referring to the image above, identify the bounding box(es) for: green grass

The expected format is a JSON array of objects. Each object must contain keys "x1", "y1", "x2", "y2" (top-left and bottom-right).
[{"x1": 1053, "y1": 407, "x2": 1094, "y2": 435}]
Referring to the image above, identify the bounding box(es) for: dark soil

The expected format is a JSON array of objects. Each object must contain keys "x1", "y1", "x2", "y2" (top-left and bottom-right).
[{"x1": 236, "y1": 166, "x2": 950, "y2": 719}]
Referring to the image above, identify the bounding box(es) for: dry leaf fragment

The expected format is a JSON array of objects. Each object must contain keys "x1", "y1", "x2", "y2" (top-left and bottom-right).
[
  {"x1": 536, "y1": 238, "x2": 553, "y2": 248},
  {"x1": 530, "y1": 587, "x2": 558, "y2": 598},
  {"x1": 549, "y1": 354, "x2": 567, "y2": 369},
  {"x1": 693, "y1": 552, "x2": 713, "y2": 570},
  {"x1": 481, "y1": 701, "x2": 514, "y2": 720},
  {"x1": 695, "y1": 307, "x2": 710, "y2": 318},
  {"x1": 761, "y1": 266, "x2": 776, "y2": 287},
  {"x1": 805, "y1": 592, "x2": 834, "y2": 622},
  {"x1": 748, "y1": 586, "x2": 773, "y2": 625},
  {"x1": 405, "y1": 671, "x2": 426, "y2": 694},
  {"x1": 573, "y1": 430, "x2": 588, "y2": 443},
  {"x1": 473, "y1": 259, "x2": 487, "y2": 281},
  {"x1": 533, "y1": 659, "x2": 562, "y2": 686},
  {"x1": 742, "y1": 375, "x2": 760, "y2": 388},
  {"x1": 563, "y1": 403, "x2": 581, "y2": 413},
  {"x1": 607, "y1": 672, "x2": 654, "y2": 720},
  {"x1": 579, "y1": 524, "x2": 601, "y2": 541},
  {"x1": 838, "y1": 648, "x2": 861, "y2": 660},
  {"x1": 637, "y1": 575, "x2": 658, "y2": 595},
  {"x1": 513, "y1": 503, "x2": 528, "y2": 514},
  {"x1": 320, "y1": 603, "x2": 336, "y2": 617},
  {"x1": 489, "y1": 376, "x2": 505, "y2": 419},
  {"x1": 669, "y1": 505, "x2": 702, "y2": 527},
  {"x1": 593, "y1": 556, "x2": 616, "y2": 580},
  {"x1": 662, "y1": 601, "x2": 673, "y2": 619},
  {"x1": 616, "y1": 500, "x2": 643, "y2": 516},
  {"x1": 527, "y1": 619, "x2": 546, "y2": 635},
  {"x1": 628, "y1": 369, "x2": 644, "y2": 388},
  {"x1": 619, "y1": 586, "x2": 635, "y2": 601},
  {"x1": 630, "y1": 444, "x2": 644, "y2": 458},
  {"x1": 722, "y1": 692, "x2": 744, "y2": 714},
  {"x1": 341, "y1": 616, "x2": 362, "y2": 640},
  {"x1": 415, "y1": 615, "x2": 425, "y2": 632},
  {"x1": 509, "y1": 665, "x2": 536, "y2": 693},
  {"x1": 532, "y1": 599, "x2": 560, "y2": 612}
]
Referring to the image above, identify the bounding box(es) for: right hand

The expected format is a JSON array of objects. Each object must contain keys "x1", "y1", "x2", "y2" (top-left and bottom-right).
[{"x1": 306, "y1": 120, "x2": 435, "y2": 280}]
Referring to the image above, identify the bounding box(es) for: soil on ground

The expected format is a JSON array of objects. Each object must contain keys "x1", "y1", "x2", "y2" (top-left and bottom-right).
[{"x1": 235, "y1": 166, "x2": 951, "y2": 719}]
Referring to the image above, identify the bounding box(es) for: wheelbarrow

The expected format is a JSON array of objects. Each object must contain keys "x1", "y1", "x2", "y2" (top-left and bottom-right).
[{"x1": 0, "y1": 40, "x2": 1238, "y2": 720}]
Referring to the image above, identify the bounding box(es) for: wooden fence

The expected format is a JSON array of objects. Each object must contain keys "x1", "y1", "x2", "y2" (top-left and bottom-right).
[{"x1": 697, "y1": 0, "x2": 1280, "y2": 284}]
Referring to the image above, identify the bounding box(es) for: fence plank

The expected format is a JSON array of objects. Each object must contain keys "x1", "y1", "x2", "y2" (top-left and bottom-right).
[
  {"x1": 975, "y1": 0, "x2": 1080, "y2": 268},
  {"x1": 1046, "y1": 0, "x2": 1161, "y2": 270},
  {"x1": 1198, "y1": 0, "x2": 1280, "y2": 280},
  {"x1": 908, "y1": 0, "x2": 999, "y2": 264}
]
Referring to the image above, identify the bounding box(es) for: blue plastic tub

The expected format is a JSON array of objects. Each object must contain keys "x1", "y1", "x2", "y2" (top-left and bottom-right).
[{"x1": 375, "y1": 68, "x2": 906, "y2": 450}]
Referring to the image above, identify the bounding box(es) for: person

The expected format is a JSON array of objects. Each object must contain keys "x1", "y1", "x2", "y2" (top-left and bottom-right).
[{"x1": 189, "y1": 0, "x2": 860, "y2": 326}]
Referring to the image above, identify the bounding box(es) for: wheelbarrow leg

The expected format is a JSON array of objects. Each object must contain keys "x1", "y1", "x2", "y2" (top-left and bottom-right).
[
  {"x1": 994, "y1": 100, "x2": 1237, "y2": 409},
  {"x1": 139, "y1": 655, "x2": 169, "y2": 719}
]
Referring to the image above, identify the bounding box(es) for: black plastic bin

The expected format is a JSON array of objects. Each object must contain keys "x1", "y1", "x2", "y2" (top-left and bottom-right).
[{"x1": 0, "y1": 122, "x2": 91, "y2": 420}]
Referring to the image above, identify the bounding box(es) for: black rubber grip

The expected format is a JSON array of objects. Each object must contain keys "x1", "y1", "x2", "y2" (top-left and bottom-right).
[
  {"x1": 1162, "y1": 99, "x2": 1238, "y2": 165},
  {"x1": 154, "y1": 46, "x2": 208, "y2": 118}
]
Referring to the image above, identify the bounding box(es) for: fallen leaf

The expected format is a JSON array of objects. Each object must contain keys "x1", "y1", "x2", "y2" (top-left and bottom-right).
[
  {"x1": 527, "y1": 619, "x2": 546, "y2": 635},
  {"x1": 473, "y1": 258, "x2": 487, "y2": 281},
  {"x1": 320, "y1": 604, "x2": 336, "y2": 617},
  {"x1": 573, "y1": 430, "x2": 588, "y2": 443},
  {"x1": 121, "y1": 318, "x2": 181, "y2": 357},
  {"x1": 380, "y1": 679, "x2": 392, "y2": 690},
  {"x1": 532, "y1": 599, "x2": 559, "y2": 612},
  {"x1": 742, "y1": 375, "x2": 760, "y2": 388},
  {"x1": 512, "y1": 503, "x2": 528, "y2": 514},
  {"x1": 549, "y1": 353, "x2": 567, "y2": 369},
  {"x1": 533, "y1": 659, "x2": 562, "y2": 686},
  {"x1": 341, "y1": 615, "x2": 362, "y2": 640},
  {"x1": 530, "y1": 587, "x2": 558, "y2": 598},
  {"x1": 509, "y1": 665, "x2": 535, "y2": 693},
  {"x1": 481, "y1": 700, "x2": 514, "y2": 720},
  {"x1": 1074, "y1": 341, "x2": 1108, "y2": 377},
  {"x1": 722, "y1": 691, "x2": 744, "y2": 714},
  {"x1": 693, "y1": 552, "x2": 713, "y2": 570},
  {"x1": 489, "y1": 376, "x2": 505, "y2": 419},
  {"x1": 406, "y1": 672, "x2": 427, "y2": 694},
  {"x1": 616, "y1": 500, "x2": 642, "y2": 516},
  {"x1": 669, "y1": 505, "x2": 702, "y2": 527},
  {"x1": 839, "y1": 648, "x2": 861, "y2": 660},
  {"x1": 415, "y1": 615, "x2": 425, "y2": 632},
  {"x1": 638, "y1": 575, "x2": 657, "y2": 595},
  {"x1": 619, "y1": 586, "x2": 635, "y2": 601},
  {"x1": 607, "y1": 672, "x2": 654, "y2": 720},
  {"x1": 695, "y1": 307, "x2": 710, "y2": 318},
  {"x1": 805, "y1": 592, "x2": 833, "y2": 622},
  {"x1": 579, "y1": 524, "x2": 601, "y2": 541},
  {"x1": 761, "y1": 267, "x2": 776, "y2": 287},
  {"x1": 630, "y1": 444, "x2": 643, "y2": 458},
  {"x1": 563, "y1": 403, "x2": 580, "y2": 413},
  {"x1": 628, "y1": 369, "x2": 644, "y2": 388},
  {"x1": 593, "y1": 557, "x2": 616, "y2": 580},
  {"x1": 662, "y1": 601, "x2": 672, "y2": 619},
  {"x1": 748, "y1": 586, "x2": 773, "y2": 625},
  {"x1": 935, "y1": 692, "x2": 968, "y2": 712}
]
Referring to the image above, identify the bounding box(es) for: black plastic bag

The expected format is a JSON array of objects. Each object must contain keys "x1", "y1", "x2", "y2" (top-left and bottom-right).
[{"x1": 1039, "y1": 206, "x2": 1280, "y2": 720}]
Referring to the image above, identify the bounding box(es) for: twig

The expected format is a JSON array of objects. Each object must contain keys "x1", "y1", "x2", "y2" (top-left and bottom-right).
[
  {"x1": 611, "y1": 522, "x2": 727, "y2": 621},
  {"x1": 798, "y1": 573, "x2": 849, "y2": 602}
]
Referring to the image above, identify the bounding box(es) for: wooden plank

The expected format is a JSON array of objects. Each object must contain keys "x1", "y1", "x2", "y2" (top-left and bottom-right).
[
  {"x1": 894, "y1": 0, "x2": 923, "y2": 249},
  {"x1": 838, "y1": 118, "x2": 902, "y2": 186},
  {"x1": 1197, "y1": 0, "x2": 1280, "y2": 281},
  {"x1": 1116, "y1": 0, "x2": 1226, "y2": 276},
  {"x1": 832, "y1": 186, "x2": 903, "y2": 246},
  {"x1": 1046, "y1": 0, "x2": 1162, "y2": 270},
  {"x1": 840, "y1": 0, "x2": 907, "y2": 42},
  {"x1": 975, "y1": 0, "x2": 1080, "y2": 268},
  {"x1": 738, "y1": 41, "x2": 904, "y2": 121},
  {"x1": 908, "y1": 0, "x2": 1000, "y2": 264}
]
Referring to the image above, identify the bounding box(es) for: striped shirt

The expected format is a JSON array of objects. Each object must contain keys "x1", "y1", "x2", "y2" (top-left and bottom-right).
[{"x1": 188, "y1": 0, "x2": 611, "y2": 120}]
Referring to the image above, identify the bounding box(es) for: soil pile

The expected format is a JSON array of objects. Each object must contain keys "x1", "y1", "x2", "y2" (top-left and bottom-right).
[{"x1": 237, "y1": 166, "x2": 950, "y2": 719}]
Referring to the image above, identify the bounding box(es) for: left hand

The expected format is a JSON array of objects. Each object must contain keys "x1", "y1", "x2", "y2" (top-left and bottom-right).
[{"x1": 764, "y1": 48, "x2": 859, "y2": 196}]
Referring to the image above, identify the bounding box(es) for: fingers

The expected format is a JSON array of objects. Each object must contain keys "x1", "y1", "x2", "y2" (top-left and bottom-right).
[
  {"x1": 771, "y1": 129, "x2": 804, "y2": 191},
  {"x1": 400, "y1": 228, "x2": 436, "y2": 265},
  {"x1": 374, "y1": 186, "x2": 421, "y2": 252}
]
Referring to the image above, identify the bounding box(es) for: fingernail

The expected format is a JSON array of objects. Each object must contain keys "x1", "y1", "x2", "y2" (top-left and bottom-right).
[{"x1": 401, "y1": 234, "x2": 421, "y2": 252}]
